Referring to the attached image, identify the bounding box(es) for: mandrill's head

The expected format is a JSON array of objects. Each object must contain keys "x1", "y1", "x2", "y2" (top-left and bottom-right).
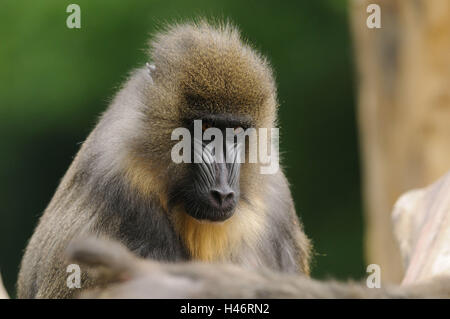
[{"x1": 121, "y1": 21, "x2": 278, "y2": 222}]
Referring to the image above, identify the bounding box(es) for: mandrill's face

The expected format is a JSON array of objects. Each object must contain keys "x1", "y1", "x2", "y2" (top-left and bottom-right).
[
  {"x1": 168, "y1": 111, "x2": 255, "y2": 223},
  {"x1": 144, "y1": 23, "x2": 278, "y2": 222}
]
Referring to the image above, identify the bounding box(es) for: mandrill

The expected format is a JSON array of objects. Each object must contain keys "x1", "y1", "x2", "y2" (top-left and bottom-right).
[{"x1": 18, "y1": 21, "x2": 310, "y2": 298}]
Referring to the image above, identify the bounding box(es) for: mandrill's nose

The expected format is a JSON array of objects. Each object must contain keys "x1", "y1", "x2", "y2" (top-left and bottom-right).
[{"x1": 209, "y1": 188, "x2": 235, "y2": 209}]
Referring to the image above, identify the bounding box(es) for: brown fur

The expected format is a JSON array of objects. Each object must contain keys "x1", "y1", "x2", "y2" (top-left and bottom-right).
[
  {"x1": 147, "y1": 21, "x2": 277, "y2": 123},
  {"x1": 172, "y1": 197, "x2": 267, "y2": 262}
]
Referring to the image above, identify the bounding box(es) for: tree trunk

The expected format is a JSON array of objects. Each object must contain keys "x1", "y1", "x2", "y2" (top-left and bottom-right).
[{"x1": 350, "y1": 0, "x2": 450, "y2": 283}]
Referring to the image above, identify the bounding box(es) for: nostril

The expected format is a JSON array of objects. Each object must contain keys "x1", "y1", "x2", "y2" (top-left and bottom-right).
[
  {"x1": 210, "y1": 190, "x2": 219, "y2": 204},
  {"x1": 210, "y1": 189, "x2": 235, "y2": 207}
]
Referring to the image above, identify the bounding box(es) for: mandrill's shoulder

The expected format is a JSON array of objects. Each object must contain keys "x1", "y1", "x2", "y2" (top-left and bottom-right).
[
  {"x1": 260, "y1": 169, "x2": 312, "y2": 274},
  {"x1": 263, "y1": 169, "x2": 296, "y2": 212}
]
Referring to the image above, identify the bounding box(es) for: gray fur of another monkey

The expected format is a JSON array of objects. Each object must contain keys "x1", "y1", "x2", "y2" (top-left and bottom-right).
[
  {"x1": 17, "y1": 21, "x2": 311, "y2": 298},
  {"x1": 70, "y1": 238, "x2": 450, "y2": 299}
]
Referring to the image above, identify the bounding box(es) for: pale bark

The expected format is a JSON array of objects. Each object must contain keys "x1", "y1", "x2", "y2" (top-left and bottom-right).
[{"x1": 393, "y1": 171, "x2": 450, "y2": 284}]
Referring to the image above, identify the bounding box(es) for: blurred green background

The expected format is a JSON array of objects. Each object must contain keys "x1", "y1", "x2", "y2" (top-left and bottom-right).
[{"x1": 0, "y1": 0, "x2": 363, "y2": 296}]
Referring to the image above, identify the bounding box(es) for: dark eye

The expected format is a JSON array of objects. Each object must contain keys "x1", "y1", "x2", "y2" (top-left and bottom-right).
[{"x1": 202, "y1": 122, "x2": 212, "y2": 132}]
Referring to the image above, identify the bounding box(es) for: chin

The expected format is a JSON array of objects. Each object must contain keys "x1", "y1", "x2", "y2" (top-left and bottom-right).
[{"x1": 185, "y1": 204, "x2": 236, "y2": 223}]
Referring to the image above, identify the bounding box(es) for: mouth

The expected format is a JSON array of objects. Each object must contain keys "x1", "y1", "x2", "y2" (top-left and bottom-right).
[
  {"x1": 169, "y1": 183, "x2": 238, "y2": 222},
  {"x1": 184, "y1": 201, "x2": 236, "y2": 222}
]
